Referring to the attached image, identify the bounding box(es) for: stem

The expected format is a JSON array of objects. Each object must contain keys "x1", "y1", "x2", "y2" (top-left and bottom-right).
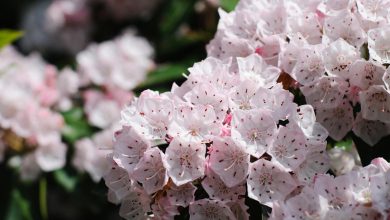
[{"x1": 39, "y1": 178, "x2": 48, "y2": 220}]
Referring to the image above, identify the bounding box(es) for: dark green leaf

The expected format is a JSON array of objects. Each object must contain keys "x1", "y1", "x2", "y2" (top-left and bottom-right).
[
  {"x1": 0, "y1": 30, "x2": 23, "y2": 49},
  {"x1": 62, "y1": 122, "x2": 93, "y2": 144},
  {"x1": 61, "y1": 107, "x2": 94, "y2": 143},
  {"x1": 62, "y1": 107, "x2": 84, "y2": 122},
  {"x1": 220, "y1": 0, "x2": 239, "y2": 12},
  {"x1": 159, "y1": 0, "x2": 195, "y2": 35},
  {"x1": 136, "y1": 64, "x2": 188, "y2": 90},
  {"x1": 5, "y1": 189, "x2": 33, "y2": 220},
  {"x1": 157, "y1": 31, "x2": 212, "y2": 57},
  {"x1": 53, "y1": 170, "x2": 78, "y2": 193}
]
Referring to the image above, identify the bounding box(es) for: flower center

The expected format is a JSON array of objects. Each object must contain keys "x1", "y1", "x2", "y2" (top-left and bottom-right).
[
  {"x1": 333, "y1": 108, "x2": 346, "y2": 118},
  {"x1": 308, "y1": 58, "x2": 321, "y2": 72},
  {"x1": 259, "y1": 172, "x2": 272, "y2": 185}
]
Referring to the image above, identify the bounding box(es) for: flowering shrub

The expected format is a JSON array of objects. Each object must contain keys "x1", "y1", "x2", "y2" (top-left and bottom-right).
[
  {"x1": 208, "y1": 0, "x2": 390, "y2": 147},
  {"x1": 2, "y1": 0, "x2": 390, "y2": 219},
  {"x1": 104, "y1": 53, "x2": 332, "y2": 219},
  {"x1": 103, "y1": 0, "x2": 390, "y2": 219}
]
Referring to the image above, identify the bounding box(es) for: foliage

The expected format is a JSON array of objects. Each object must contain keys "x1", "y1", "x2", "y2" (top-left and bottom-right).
[{"x1": 0, "y1": 30, "x2": 23, "y2": 50}]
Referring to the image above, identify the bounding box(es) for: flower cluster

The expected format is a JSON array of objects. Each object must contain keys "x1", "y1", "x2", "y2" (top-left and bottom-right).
[
  {"x1": 0, "y1": 47, "x2": 77, "y2": 180},
  {"x1": 0, "y1": 29, "x2": 154, "y2": 182},
  {"x1": 208, "y1": 0, "x2": 390, "y2": 146},
  {"x1": 72, "y1": 30, "x2": 154, "y2": 182},
  {"x1": 271, "y1": 157, "x2": 390, "y2": 220},
  {"x1": 77, "y1": 30, "x2": 155, "y2": 91},
  {"x1": 104, "y1": 54, "x2": 330, "y2": 219}
]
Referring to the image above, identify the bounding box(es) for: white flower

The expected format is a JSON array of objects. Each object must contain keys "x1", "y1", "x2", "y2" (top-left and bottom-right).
[
  {"x1": 356, "y1": 0, "x2": 390, "y2": 22},
  {"x1": 35, "y1": 141, "x2": 66, "y2": 172},
  {"x1": 112, "y1": 126, "x2": 150, "y2": 174},
  {"x1": 323, "y1": 10, "x2": 366, "y2": 48},
  {"x1": 202, "y1": 168, "x2": 246, "y2": 201},
  {"x1": 316, "y1": 99, "x2": 354, "y2": 141},
  {"x1": 132, "y1": 148, "x2": 168, "y2": 195},
  {"x1": 268, "y1": 124, "x2": 308, "y2": 171},
  {"x1": 348, "y1": 59, "x2": 385, "y2": 90},
  {"x1": 189, "y1": 199, "x2": 236, "y2": 220},
  {"x1": 247, "y1": 159, "x2": 297, "y2": 207},
  {"x1": 368, "y1": 25, "x2": 390, "y2": 64},
  {"x1": 301, "y1": 76, "x2": 349, "y2": 109},
  {"x1": 77, "y1": 30, "x2": 154, "y2": 90},
  {"x1": 73, "y1": 129, "x2": 112, "y2": 182},
  {"x1": 209, "y1": 137, "x2": 250, "y2": 187},
  {"x1": 290, "y1": 45, "x2": 325, "y2": 85},
  {"x1": 163, "y1": 138, "x2": 206, "y2": 186},
  {"x1": 166, "y1": 182, "x2": 197, "y2": 207},
  {"x1": 352, "y1": 112, "x2": 390, "y2": 146},
  {"x1": 359, "y1": 85, "x2": 390, "y2": 122},
  {"x1": 231, "y1": 109, "x2": 277, "y2": 157},
  {"x1": 168, "y1": 104, "x2": 220, "y2": 143},
  {"x1": 322, "y1": 38, "x2": 359, "y2": 78}
]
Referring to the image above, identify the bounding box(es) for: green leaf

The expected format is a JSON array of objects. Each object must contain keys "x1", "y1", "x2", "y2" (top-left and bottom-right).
[
  {"x1": 62, "y1": 122, "x2": 93, "y2": 143},
  {"x1": 136, "y1": 64, "x2": 188, "y2": 90},
  {"x1": 0, "y1": 30, "x2": 23, "y2": 49},
  {"x1": 5, "y1": 189, "x2": 33, "y2": 220},
  {"x1": 61, "y1": 107, "x2": 94, "y2": 143},
  {"x1": 159, "y1": 0, "x2": 195, "y2": 35},
  {"x1": 157, "y1": 31, "x2": 212, "y2": 57},
  {"x1": 335, "y1": 139, "x2": 353, "y2": 151},
  {"x1": 62, "y1": 107, "x2": 84, "y2": 122},
  {"x1": 53, "y1": 169, "x2": 78, "y2": 193},
  {"x1": 220, "y1": 0, "x2": 239, "y2": 12}
]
